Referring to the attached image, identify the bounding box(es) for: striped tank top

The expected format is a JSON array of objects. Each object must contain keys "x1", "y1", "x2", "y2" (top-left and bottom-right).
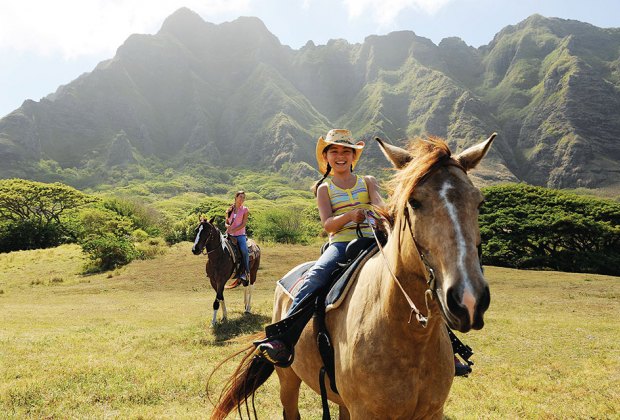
[{"x1": 324, "y1": 175, "x2": 374, "y2": 243}]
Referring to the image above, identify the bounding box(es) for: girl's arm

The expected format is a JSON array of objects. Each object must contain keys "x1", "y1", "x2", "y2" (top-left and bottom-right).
[{"x1": 317, "y1": 183, "x2": 365, "y2": 233}]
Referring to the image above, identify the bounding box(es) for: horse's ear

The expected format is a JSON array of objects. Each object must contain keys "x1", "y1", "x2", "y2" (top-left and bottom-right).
[
  {"x1": 455, "y1": 133, "x2": 497, "y2": 171},
  {"x1": 375, "y1": 137, "x2": 412, "y2": 169},
  {"x1": 209, "y1": 216, "x2": 216, "y2": 224}
]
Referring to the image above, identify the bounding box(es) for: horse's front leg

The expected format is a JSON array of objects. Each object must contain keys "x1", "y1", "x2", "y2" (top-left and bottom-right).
[
  {"x1": 211, "y1": 298, "x2": 219, "y2": 326},
  {"x1": 212, "y1": 285, "x2": 227, "y2": 326}
]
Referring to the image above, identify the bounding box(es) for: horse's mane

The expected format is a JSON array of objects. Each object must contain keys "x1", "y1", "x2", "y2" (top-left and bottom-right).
[{"x1": 382, "y1": 136, "x2": 453, "y2": 221}]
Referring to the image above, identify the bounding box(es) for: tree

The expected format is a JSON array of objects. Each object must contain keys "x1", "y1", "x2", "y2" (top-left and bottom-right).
[
  {"x1": 0, "y1": 179, "x2": 95, "y2": 251},
  {"x1": 479, "y1": 184, "x2": 620, "y2": 275}
]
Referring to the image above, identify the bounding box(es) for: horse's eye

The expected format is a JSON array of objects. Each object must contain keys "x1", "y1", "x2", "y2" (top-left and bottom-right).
[{"x1": 409, "y1": 199, "x2": 421, "y2": 210}]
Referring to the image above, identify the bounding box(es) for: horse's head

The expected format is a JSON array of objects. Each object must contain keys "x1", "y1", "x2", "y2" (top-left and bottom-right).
[
  {"x1": 191, "y1": 216, "x2": 218, "y2": 255},
  {"x1": 377, "y1": 133, "x2": 496, "y2": 333}
]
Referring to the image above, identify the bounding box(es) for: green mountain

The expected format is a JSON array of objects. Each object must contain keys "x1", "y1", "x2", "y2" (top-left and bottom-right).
[{"x1": 1, "y1": 9, "x2": 619, "y2": 189}]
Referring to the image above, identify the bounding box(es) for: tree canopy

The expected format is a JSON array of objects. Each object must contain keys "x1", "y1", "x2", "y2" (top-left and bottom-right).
[
  {"x1": 0, "y1": 179, "x2": 94, "y2": 251},
  {"x1": 479, "y1": 184, "x2": 620, "y2": 275}
]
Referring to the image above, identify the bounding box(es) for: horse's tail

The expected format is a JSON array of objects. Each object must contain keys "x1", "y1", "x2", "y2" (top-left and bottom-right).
[{"x1": 209, "y1": 332, "x2": 275, "y2": 420}]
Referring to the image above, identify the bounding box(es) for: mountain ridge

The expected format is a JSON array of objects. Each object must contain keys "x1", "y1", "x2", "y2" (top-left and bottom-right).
[{"x1": 0, "y1": 10, "x2": 618, "y2": 189}]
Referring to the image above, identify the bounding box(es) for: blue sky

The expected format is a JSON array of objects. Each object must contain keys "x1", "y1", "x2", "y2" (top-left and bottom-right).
[{"x1": 1, "y1": 0, "x2": 619, "y2": 118}]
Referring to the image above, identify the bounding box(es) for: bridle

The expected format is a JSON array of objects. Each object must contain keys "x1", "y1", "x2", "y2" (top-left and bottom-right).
[
  {"x1": 196, "y1": 222, "x2": 222, "y2": 256},
  {"x1": 367, "y1": 155, "x2": 482, "y2": 328}
]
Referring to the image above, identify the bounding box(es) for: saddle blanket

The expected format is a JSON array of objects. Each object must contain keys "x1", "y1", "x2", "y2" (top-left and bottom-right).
[{"x1": 277, "y1": 244, "x2": 378, "y2": 313}]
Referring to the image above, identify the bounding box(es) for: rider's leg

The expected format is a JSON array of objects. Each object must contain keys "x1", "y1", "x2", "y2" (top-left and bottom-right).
[
  {"x1": 236, "y1": 235, "x2": 250, "y2": 280},
  {"x1": 257, "y1": 242, "x2": 348, "y2": 364}
]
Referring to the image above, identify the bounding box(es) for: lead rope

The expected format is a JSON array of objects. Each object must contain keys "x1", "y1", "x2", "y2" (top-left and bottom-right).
[{"x1": 365, "y1": 210, "x2": 433, "y2": 327}]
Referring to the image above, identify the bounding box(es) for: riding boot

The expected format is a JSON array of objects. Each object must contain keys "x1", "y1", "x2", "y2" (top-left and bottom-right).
[{"x1": 240, "y1": 270, "x2": 249, "y2": 286}]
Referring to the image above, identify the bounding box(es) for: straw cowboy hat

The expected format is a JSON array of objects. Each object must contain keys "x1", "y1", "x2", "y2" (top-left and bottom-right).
[{"x1": 315, "y1": 129, "x2": 365, "y2": 174}]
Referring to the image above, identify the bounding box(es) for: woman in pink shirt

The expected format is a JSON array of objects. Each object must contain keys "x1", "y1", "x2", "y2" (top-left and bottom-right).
[{"x1": 225, "y1": 191, "x2": 250, "y2": 282}]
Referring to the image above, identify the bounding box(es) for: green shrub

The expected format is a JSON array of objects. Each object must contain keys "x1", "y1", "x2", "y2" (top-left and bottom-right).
[
  {"x1": 131, "y1": 229, "x2": 149, "y2": 242},
  {"x1": 102, "y1": 197, "x2": 164, "y2": 236},
  {"x1": 164, "y1": 215, "x2": 200, "y2": 244},
  {"x1": 75, "y1": 207, "x2": 134, "y2": 239},
  {"x1": 135, "y1": 237, "x2": 167, "y2": 259},
  {"x1": 253, "y1": 207, "x2": 311, "y2": 244},
  {"x1": 81, "y1": 234, "x2": 138, "y2": 273},
  {"x1": 0, "y1": 220, "x2": 68, "y2": 252}
]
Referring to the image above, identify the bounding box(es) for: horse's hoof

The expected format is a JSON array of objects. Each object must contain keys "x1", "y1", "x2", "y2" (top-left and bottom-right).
[{"x1": 244, "y1": 310, "x2": 251, "y2": 314}]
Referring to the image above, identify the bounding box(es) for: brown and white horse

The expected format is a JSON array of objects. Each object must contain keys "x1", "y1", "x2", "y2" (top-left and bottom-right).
[
  {"x1": 192, "y1": 217, "x2": 261, "y2": 326},
  {"x1": 211, "y1": 133, "x2": 495, "y2": 419}
]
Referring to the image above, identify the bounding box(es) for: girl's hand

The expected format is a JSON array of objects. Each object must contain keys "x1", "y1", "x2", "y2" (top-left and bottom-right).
[{"x1": 350, "y1": 209, "x2": 366, "y2": 223}]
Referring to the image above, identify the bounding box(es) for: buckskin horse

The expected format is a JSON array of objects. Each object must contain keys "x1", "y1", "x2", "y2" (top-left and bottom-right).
[
  {"x1": 211, "y1": 133, "x2": 496, "y2": 419},
  {"x1": 192, "y1": 217, "x2": 261, "y2": 326}
]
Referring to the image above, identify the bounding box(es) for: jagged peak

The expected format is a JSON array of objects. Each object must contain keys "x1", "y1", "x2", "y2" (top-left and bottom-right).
[
  {"x1": 160, "y1": 7, "x2": 207, "y2": 33},
  {"x1": 439, "y1": 36, "x2": 470, "y2": 48},
  {"x1": 220, "y1": 16, "x2": 282, "y2": 46},
  {"x1": 229, "y1": 15, "x2": 268, "y2": 29},
  {"x1": 485, "y1": 14, "x2": 605, "y2": 50}
]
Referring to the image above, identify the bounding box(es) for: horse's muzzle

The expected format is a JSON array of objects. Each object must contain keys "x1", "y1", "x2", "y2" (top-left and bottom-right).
[
  {"x1": 445, "y1": 285, "x2": 490, "y2": 333},
  {"x1": 191, "y1": 246, "x2": 202, "y2": 255}
]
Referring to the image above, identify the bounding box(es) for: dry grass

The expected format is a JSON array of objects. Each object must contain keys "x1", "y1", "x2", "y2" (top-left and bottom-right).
[{"x1": 0, "y1": 242, "x2": 618, "y2": 419}]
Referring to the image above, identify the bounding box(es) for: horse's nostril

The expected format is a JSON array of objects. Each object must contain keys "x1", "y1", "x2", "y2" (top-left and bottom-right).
[{"x1": 446, "y1": 286, "x2": 461, "y2": 315}]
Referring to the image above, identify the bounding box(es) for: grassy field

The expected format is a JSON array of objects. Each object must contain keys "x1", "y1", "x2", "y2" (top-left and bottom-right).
[{"x1": 1, "y1": 242, "x2": 618, "y2": 419}]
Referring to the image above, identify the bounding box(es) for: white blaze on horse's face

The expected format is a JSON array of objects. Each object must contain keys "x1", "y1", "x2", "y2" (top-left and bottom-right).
[
  {"x1": 437, "y1": 178, "x2": 483, "y2": 329},
  {"x1": 192, "y1": 224, "x2": 204, "y2": 254},
  {"x1": 376, "y1": 133, "x2": 496, "y2": 333},
  {"x1": 411, "y1": 167, "x2": 489, "y2": 332}
]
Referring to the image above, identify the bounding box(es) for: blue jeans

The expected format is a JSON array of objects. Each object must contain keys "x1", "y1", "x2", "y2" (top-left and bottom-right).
[
  {"x1": 286, "y1": 242, "x2": 348, "y2": 317},
  {"x1": 232, "y1": 235, "x2": 250, "y2": 276}
]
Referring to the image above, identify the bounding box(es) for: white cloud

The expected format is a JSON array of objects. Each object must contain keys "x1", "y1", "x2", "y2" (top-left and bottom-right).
[
  {"x1": 343, "y1": 0, "x2": 452, "y2": 26},
  {"x1": 0, "y1": 0, "x2": 251, "y2": 58}
]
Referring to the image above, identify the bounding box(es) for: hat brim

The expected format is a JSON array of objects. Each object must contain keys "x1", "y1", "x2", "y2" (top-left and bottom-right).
[{"x1": 316, "y1": 136, "x2": 365, "y2": 175}]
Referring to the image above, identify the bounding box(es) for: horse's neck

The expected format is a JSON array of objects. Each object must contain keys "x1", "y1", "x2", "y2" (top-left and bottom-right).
[
  {"x1": 354, "y1": 251, "x2": 443, "y2": 344},
  {"x1": 206, "y1": 231, "x2": 226, "y2": 257}
]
